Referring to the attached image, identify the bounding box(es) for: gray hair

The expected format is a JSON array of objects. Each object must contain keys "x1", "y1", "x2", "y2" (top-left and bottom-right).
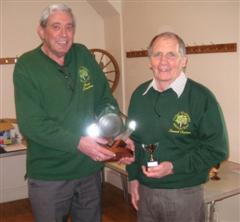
[
  {"x1": 147, "y1": 32, "x2": 186, "y2": 57},
  {"x1": 39, "y1": 3, "x2": 76, "y2": 28}
]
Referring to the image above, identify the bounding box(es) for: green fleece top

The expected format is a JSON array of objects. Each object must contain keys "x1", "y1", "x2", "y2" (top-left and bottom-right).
[
  {"x1": 13, "y1": 43, "x2": 118, "y2": 180},
  {"x1": 127, "y1": 78, "x2": 228, "y2": 189}
]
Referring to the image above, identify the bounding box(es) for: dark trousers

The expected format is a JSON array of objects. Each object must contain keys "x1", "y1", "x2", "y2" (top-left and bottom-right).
[
  {"x1": 138, "y1": 184, "x2": 205, "y2": 222},
  {"x1": 28, "y1": 171, "x2": 102, "y2": 222}
]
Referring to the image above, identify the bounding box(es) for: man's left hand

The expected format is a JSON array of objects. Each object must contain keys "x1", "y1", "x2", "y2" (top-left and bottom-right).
[{"x1": 142, "y1": 161, "x2": 174, "y2": 178}]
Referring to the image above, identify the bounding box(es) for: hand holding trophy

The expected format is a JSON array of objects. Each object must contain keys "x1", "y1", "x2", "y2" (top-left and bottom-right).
[
  {"x1": 142, "y1": 142, "x2": 159, "y2": 168},
  {"x1": 86, "y1": 105, "x2": 136, "y2": 162}
]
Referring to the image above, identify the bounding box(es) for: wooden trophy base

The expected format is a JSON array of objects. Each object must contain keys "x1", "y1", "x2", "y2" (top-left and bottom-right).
[{"x1": 105, "y1": 139, "x2": 133, "y2": 162}]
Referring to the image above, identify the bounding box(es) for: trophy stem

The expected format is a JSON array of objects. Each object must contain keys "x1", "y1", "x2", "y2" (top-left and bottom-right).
[{"x1": 149, "y1": 154, "x2": 154, "y2": 162}]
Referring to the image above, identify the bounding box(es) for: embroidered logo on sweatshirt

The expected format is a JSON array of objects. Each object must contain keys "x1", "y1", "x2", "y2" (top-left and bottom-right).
[
  {"x1": 169, "y1": 111, "x2": 191, "y2": 135},
  {"x1": 79, "y1": 66, "x2": 93, "y2": 91}
]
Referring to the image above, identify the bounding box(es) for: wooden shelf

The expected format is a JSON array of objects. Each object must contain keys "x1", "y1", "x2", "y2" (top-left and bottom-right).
[
  {"x1": 0, "y1": 57, "x2": 17, "y2": 65},
  {"x1": 126, "y1": 43, "x2": 237, "y2": 58},
  {"x1": 0, "y1": 43, "x2": 237, "y2": 63}
]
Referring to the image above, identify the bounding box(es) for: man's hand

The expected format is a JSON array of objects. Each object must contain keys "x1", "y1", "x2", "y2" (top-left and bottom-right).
[
  {"x1": 130, "y1": 180, "x2": 140, "y2": 210},
  {"x1": 78, "y1": 136, "x2": 116, "y2": 162},
  {"x1": 118, "y1": 138, "x2": 135, "y2": 164},
  {"x1": 124, "y1": 137, "x2": 135, "y2": 152},
  {"x1": 142, "y1": 161, "x2": 174, "y2": 178}
]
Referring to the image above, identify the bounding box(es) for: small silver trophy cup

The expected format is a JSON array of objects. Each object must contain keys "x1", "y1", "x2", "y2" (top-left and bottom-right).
[
  {"x1": 142, "y1": 142, "x2": 159, "y2": 168},
  {"x1": 87, "y1": 105, "x2": 136, "y2": 161}
]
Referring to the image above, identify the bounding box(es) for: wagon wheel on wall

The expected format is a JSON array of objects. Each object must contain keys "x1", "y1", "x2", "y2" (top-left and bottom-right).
[{"x1": 90, "y1": 48, "x2": 120, "y2": 92}]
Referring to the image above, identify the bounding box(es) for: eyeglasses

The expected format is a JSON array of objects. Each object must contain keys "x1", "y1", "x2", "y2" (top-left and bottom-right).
[
  {"x1": 151, "y1": 51, "x2": 180, "y2": 60},
  {"x1": 58, "y1": 67, "x2": 74, "y2": 91}
]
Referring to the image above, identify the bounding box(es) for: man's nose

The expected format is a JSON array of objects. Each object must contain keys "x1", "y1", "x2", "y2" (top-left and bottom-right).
[
  {"x1": 159, "y1": 54, "x2": 168, "y2": 63},
  {"x1": 60, "y1": 27, "x2": 67, "y2": 36}
]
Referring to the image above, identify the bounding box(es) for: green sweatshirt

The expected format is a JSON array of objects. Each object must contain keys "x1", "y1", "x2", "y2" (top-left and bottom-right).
[
  {"x1": 127, "y1": 79, "x2": 228, "y2": 189},
  {"x1": 13, "y1": 43, "x2": 118, "y2": 180}
]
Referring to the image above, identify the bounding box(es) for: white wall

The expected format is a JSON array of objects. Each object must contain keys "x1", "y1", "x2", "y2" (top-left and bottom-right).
[{"x1": 87, "y1": 0, "x2": 124, "y2": 109}]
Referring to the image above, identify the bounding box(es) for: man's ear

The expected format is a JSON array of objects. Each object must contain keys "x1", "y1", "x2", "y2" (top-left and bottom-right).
[
  {"x1": 182, "y1": 56, "x2": 188, "y2": 68},
  {"x1": 149, "y1": 63, "x2": 153, "y2": 70},
  {"x1": 37, "y1": 25, "x2": 44, "y2": 41}
]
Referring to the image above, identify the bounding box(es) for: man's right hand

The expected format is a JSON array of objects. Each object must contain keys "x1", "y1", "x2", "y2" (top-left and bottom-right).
[{"x1": 78, "y1": 136, "x2": 116, "y2": 162}]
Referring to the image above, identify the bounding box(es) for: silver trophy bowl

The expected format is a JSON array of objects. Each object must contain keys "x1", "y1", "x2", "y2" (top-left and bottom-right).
[{"x1": 98, "y1": 112, "x2": 124, "y2": 139}]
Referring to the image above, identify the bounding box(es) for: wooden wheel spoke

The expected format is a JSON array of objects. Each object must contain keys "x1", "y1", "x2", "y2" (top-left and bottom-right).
[
  {"x1": 90, "y1": 48, "x2": 120, "y2": 92},
  {"x1": 102, "y1": 60, "x2": 112, "y2": 69},
  {"x1": 99, "y1": 53, "x2": 105, "y2": 64},
  {"x1": 105, "y1": 70, "x2": 115, "y2": 74}
]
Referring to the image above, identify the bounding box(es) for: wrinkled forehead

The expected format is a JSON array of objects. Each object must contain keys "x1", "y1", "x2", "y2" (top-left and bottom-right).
[{"x1": 152, "y1": 37, "x2": 180, "y2": 52}]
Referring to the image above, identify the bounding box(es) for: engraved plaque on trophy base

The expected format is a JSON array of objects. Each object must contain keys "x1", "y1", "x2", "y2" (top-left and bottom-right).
[{"x1": 147, "y1": 161, "x2": 158, "y2": 168}]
